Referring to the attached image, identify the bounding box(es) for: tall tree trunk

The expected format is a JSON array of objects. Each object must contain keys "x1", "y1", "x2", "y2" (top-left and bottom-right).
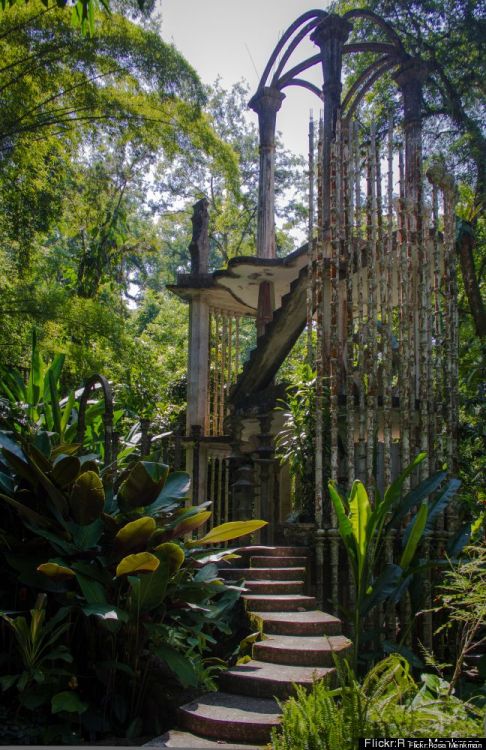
[{"x1": 456, "y1": 219, "x2": 486, "y2": 338}]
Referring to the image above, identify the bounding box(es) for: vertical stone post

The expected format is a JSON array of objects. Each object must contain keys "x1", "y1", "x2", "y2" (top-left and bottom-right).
[
  {"x1": 250, "y1": 87, "x2": 285, "y2": 338},
  {"x1": 311, "y1": 14, "x2": 352, "y2": 232},
  {"x1": 249, "y1": 87, "x2": 285, "y2": 260},
  {"x1": 254, "y1": 412, "x2": 276, "y2": 544},
  {"x1": 393, "y1": 58, "x2": 428, "y2": 204},
  {"x1": 185, "y1": 199, "x2": 211, "y2": 505}
]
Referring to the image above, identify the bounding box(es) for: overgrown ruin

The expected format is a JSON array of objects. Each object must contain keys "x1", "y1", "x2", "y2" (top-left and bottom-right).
[{"x1": 169, "y1": 8, "x2": 459, "y2": 648}]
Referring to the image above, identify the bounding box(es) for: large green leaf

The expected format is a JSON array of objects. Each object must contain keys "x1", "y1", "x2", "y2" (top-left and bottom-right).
[
  {"x1": 130, "y1": 557, "x2": 169, "y2": 612},
  {"x1": 51, "y1": 691, "x2": 88, "y2": 714},
  {"x1": 361, "y1": 564, "x2": 403, "y2": 616},
  {"x1": 171, "y1": 510, "x2": 212, "y2": 538},
  {"x1": 153, "y1": 542, "x2": 184, "y2": 573},
  {"x1": 0, "y1": 493, "x2": 54, "y2": 530},
  {"x1": 47, "y1": 368, "x2": 62, "y2": 437},
  {"x1": 424, "y1": 478, "x2": 461, "y2": 535},
  {"x1": 115, "y1": 516, "x2": 156, "y2": 553},
  {"x1": 348, "y1": 481, "x2": 371, "y2": 577},
  {"x1": 28, "y1": 329, "x2": 43, "y2": 409},
  {"x1": 328, "y1": 482, "x2": 357, "y2": 568},
  {"x1": 76, "y1": 573, "x2": 107, "y2": 604},
  {"x1": 399, "y1": 502, "x2": 428, "y2": 570},
  {"x1": 116, "y1": 552, "x2": 160, "y2": 577},
  {"x1": 52, "y1": 455, "x2": 81, "y2": 488},
  {"x1": 383, "y1": 452, "x2": 427, "y2": 512},
  {"x1": 389, "y1": 470, "x2": 446, "y2": 529},
  {"x1": 0, "y1": 432, "x2": 27, "y2": 463},
  {"x1": 194, "y1": 519, "x2": 267, "y2": 545},
  {"x1": 146, "y1": 471, "x2": 191, "y2": 512},
  {"x1": 153, "y1": 643, "x2": 197, "y2": 688},
  {"x1": 37, "y1": 562, "x2": 76, "y2": 580},
  {"x1": 117, "y1": 461, "x2": 169, "y2": 511},
  {"x1": 69, "y1": 471, "x2": 105, "y2": 525},
  {"x1": 82, "y1": 604, "x2": 129, "y2": 622}
]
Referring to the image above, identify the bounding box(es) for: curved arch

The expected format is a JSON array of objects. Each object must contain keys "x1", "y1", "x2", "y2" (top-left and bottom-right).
[
  {"x1": 343, "y1": 8, "x2": 404, "y2": 52},
  {"x1": 343, "y1": 59, "x2": 400, "y2": 122},
  {"x1": 76, "y1": 373, "x2": 114, "y2": 477},
  {"x1": 341, "y1": 55, "x2": 391, "y2": 112},
  {"x1": 343, "y1": 41, "x2": 401, "y2": 56},
  {"x1": 280, "y1": 78, "x2": 323, "y2": 100},
  {"x1": 271, "y1": 18, "x2": 324, "y2": 85},
  {"x1": 258, "y1": 9, "x2": 327, "y2": 90},
  {"x1": 277, "y1": 53, "x2": 321, "y2": 90}
]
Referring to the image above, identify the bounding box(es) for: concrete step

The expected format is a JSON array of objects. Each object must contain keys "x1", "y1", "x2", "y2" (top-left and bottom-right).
[
  {"x1": 243, "y1": 594, "x2": 316, "y2": 612},
  {"x1": 250, "y1": 610, "x2": 342, "y2": 636},
  {"x1": 242, "y1": 580, "x2": 304, "y2": 595},
  {"x1": 145, "y1": 729, "x2": 263, "y2": 748},
  {"x1": 249, "y1": 555, "x2": 308, "y2": 568},
  {"x1": 218, "y1": 567, "x2": 306, "y2": 581},
  {"x1": 253, "y1": 634, "x2": 352, "y2": 667},
  {"x1": 236, "y1": 546, "x2": 309, "y2": 557},
  {"x1": 220, "y1": 658, "x2": 334, "y2": 700},
  {"x1": 178, "y1": 691, "x2": 281, "y2": 745}
]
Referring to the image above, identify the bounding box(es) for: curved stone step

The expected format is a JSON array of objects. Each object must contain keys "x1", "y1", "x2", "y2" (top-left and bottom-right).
[
  {"x1": 249, "y1": 555, "x2": 308, "y2": 568},
  {"x1": 249, "y1": 610, "x2": 342, "y2": 636},
  {"x1": 243, "y1": 580, "x2": 304, "y2": 595},
  {"x1": 178, "y1": 691, "x2": 280, "y2": 744},
  {"x1": 243, "y1": 594, "x2": 316, "y2": 612},
  {"x1": 237, "y1": 546, "x2": 309, "y2": 559},
  {"x1": 146, "y1": 729, "x2": 262, "y2": 748},
  {"x1": 253, "y1": 634, "x2": 352, "y2": 666},
  {"x1": 218, "y1": 567, "x2": 306, "y2": 581},
  {"x1": 220, "y1": 658, "x2": 334, "y2": 699}
]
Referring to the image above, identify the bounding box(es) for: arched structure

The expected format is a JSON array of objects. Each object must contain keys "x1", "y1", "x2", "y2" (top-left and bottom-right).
[{"x1": 169, "y1": 8, "x2": 459, "y2": 647}]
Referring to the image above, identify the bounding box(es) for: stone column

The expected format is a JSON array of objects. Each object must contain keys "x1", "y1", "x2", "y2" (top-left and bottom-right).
[
  {"x1": 393, "y1": 58, "x2": 428, "y2": 203},
  {"x1": 254, "y1": 412, "x2": 276, "y2": 544},
  {"x1": 249, "y1": 86, "x2": 285, "y2": 260},
  {"x1": 185, "y1": 199, "x2": 211, "y2": 504},
  {"x1": 311, "y1": 14, "x2": 352, "y2": 232},
  {"x1": 249, "y1": 87, "x2": 284, "y2": 338}
]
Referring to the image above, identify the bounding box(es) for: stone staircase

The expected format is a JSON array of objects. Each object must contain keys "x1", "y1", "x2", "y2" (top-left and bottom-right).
[{"x1": 148, "y1": 546, "x2": 351, "y2": 749}]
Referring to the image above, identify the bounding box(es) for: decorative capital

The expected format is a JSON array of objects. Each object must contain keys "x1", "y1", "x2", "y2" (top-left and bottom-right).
[
  {"x1": 249, "y1": 86, "x2": 285, "y2": 117},
  {"x1": 393, "y1": 57, "x2": 429, "y2": 88},
  {"x1": 310, "y1": 14, "x2": 353, "y2": 49}
]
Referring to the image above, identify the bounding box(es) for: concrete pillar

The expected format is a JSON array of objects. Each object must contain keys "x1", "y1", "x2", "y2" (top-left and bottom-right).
[
  {"x1": 311, "y1": 14, "x2": 352, "y2": 232},
  {"x1": 185, "y1": 199, "x2": 211, "y2": 504},
  {"x1": 249, "y1": 86, "x2": 285, "y2": 260},
  {"x1": 393, "y1": 58, "x2": 428, "y2": 204}
]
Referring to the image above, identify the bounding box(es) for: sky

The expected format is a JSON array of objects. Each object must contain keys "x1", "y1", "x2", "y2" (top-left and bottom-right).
[{"x1": 157, "y1": 0, "x2": 332, "y2": 157}]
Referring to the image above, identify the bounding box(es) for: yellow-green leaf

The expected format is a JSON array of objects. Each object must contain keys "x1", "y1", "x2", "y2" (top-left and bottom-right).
[
  {"x1": 153, "y1": 542, "x2": 184, "y2": 573},
  {"x1": 116, "y1": 552, "x2": 160, "y2": 577},
  {"x1": 195, "y1": 519, "x2": 267, "y2": 545},
  {"x1": 173, "y1": 511, "x2": 212, "y2": 537},
  {"x1": 37, "y1": 563, "x2": 76, "y2": 580},
  {"x1": 115, "y1": 516, "x2": 156, "y2": 553}
]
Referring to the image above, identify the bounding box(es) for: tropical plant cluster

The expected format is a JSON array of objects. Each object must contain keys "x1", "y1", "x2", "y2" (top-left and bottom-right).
[{"x1": 0, "y1": 414, "x2": 265, "y2": 742}]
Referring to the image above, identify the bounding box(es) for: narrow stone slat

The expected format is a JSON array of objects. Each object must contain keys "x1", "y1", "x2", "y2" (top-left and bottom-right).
[{"x1": 249, "y1": 555, "x2": 308, "y2": 568}]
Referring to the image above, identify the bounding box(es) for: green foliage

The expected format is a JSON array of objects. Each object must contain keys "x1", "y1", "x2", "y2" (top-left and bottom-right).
[
  {"x1": 275, "y1": 363, "x2": 317, "y2": 521},
  {"x1": 272, "y1": 655, "x2": 484, "y2": 749},
  {"x1": 329, "y1": 454, "x2": 462, "y2": 665},
  {"x1": 0, "y1": 427, "x2": 264, "y2": 739}
]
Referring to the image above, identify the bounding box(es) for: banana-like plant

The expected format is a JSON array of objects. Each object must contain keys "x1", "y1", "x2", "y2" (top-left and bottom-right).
[{"x1": 329, "y1": 453, "x2": 461, "y2": 665}]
